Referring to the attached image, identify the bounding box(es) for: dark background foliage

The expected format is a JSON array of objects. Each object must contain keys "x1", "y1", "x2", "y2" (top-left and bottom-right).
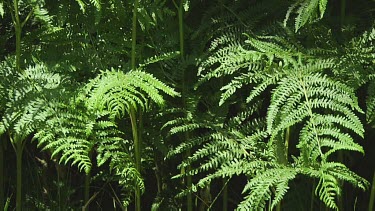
[{"x1": 0, "y1": 0, "x2": 374, "y2": 210}]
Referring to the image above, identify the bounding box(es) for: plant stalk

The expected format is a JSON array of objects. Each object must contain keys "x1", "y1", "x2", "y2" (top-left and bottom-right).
[
  {"x1": 0, "y1": 139, "x2": 4, "y2": 210},
  {"x1": 276, "y1": 127, "x2": 290, "y2": 211},
  {"x1": 131, "y1": 0, "x2": 141, "y2": 210},
  {"x1": 369, "y1": 170, "x2": 375, "y2": 211},
  {"x1": 131, "y1": 0, "x2": 139, "y2": 71},
  {"x1": 175, "y1": 1, "x2": 193, "y2": 210},
  {"x1": 129, "y1": 107, "x2": 141, "y2": 211},
  {"x1": 15, "y1": 139, "x2": 23, "y2": 211},
  {"x1": 222, "y1": 178, "x2": 228, "y2": 211},
  {"x1": 13, "y1": 0, "x2": 21, "y2": 72},
  {"x1": 310, "y1": 180, "x2": 315, "y2": 211},
  {"x1": 340, "y1": 0, "x2": 346, "y2": 30},
  {"x1": 84, "y1": 170, "x2": 91, "y2": 210}
]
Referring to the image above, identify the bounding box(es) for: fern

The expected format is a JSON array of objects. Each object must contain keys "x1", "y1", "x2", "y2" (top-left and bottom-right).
[
  {"x1": 195, "y1": 18, "x2": 370, "y2": 208},
  {"x1": 36, "y1": 98, "x2": 116, "y2": 173},
  {"x1": 84, "y1": 69, "x2": 179, "y2": 119},
  {"x1": 0, "y1": 62, "x2": 67, "y2": 141},
  {"x1": 284, "y1": 0, "x2": 329, "y2": 32},
  {"x1": 238, "y1": 167, "x2": 297, "y2": 210}
]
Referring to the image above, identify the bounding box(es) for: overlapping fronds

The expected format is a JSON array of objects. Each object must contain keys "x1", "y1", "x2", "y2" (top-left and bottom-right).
[
  {"x1": 238, "y1": 166, "x2": 297, "y2": 210},
  {"x1": 35, "y1": 92, "x2": 145, "y2": 206},
  {"x1": 0, "y1": 61, "x2": 67, "y2": 141},
  {"x1": 194, "y1": 20, "x2": 369, "y2": 209},
  {"x1": 166, "y1": 101, "x2": 271, "y2": 196},
  {"x1": 322, "y1": 25, "x2": 375, "y2": 88},
  {"x1": 84, "y1": 69, "x2": 179, "y2": 119},
  {"x1": 284, "y1": 0, "x2": 329, "y2": 31}
]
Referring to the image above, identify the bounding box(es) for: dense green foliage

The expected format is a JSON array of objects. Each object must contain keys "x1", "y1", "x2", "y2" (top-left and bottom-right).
[{"x1": 0, "y1": 0, "x2": 374, "y2": 210}]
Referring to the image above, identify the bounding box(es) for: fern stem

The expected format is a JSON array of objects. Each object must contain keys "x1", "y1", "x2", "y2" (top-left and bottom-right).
[
  {"x1": 173, "y1": 0, "x2": 193, "y2": 211},
  {"x1": 222, "y1": 178, "x2": 228, "y2": 211},
  {"x1": 369, "y1": 170, "x2": 375, "y2": 211},
  {"x1": 178, "y1": 0, "x2": 184, "y2": 59},
  {"x1": 276, "y1": 127, "x2": 290, "y2": 211},
  {"x1": 284, "y1": 127, "x2": 290, "y2": 161},
  {"x1": 310, "y1": 180, "x2": 315, "y2": 211},
  {"x1": 15, "y1": 139, "x2": 23, "y2": 211},
  {"x1": 84, "y1": 170, "x2": 91, "y2": 210},
  {"x1": 337, "y1": 151, "x2": 344, "y2": 211},
  {"x1": 299, "y1": 77, "x2": 324, "y2": 159},
  {"x1": 131, "y1": 0, "x2": 139, "y2": 70},
  {"x1": 129, "y1": 106, "x2": 141, "y2": 211},
  {"x1": 0, "y1": 139, "x2": 4, "y2": 210},
  {"x1": 13, "y1": 0, "x2": 21, "y2": 72},
  {"x1": 131, "y1": 0, "x2": 141, "y2": 209},
  {"x1": 175, "y1": 0, "x2": 193, "y2": 210},
  {"x1": 340, "y1": 0, "x2": 346, "y2": 30}
]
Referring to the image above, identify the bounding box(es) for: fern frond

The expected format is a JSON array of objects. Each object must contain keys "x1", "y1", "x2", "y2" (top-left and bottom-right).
[
  {"x1": 284, "y1": 0, "x2": 328, "y2": 32},
  {"x1": 139, "y1": 51, "x2": 180, "y2": 68},
  {"x1": 315, "y1": 172, "x2": 340, "y2": 210},
  {"x1": 0, "y1": 63, "x2": 67, "y2": 141},
  {"x1": 238, "y1": 167, "x2": 297, "y2": 210},
  {"x1": 85, "y1": 69, "x2": 179, "y2": 119},
  {"x1": 300, "y1": 162, "x2": 369, "y2": 209}
]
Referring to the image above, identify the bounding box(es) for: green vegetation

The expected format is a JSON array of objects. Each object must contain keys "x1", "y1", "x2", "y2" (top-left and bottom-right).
[{"x1": 0, "y1": 0, "x2": 374, "y2": 210}]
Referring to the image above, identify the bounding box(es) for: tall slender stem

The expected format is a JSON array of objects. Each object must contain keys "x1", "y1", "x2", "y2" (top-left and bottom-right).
[
  {"x1": 131, "y1": 0, "x2": 141, "y2": 210},
  {"x1": 131, "y1": 0, "x2": 138, "y2": 71},
  {"x1": 84, "y1": 171, "x2": 91, "y2": 210},
  {"x1": 369, "y1": 171, "x2": 375, "y2": 211},
  {"x1": 15, "y1": 139, "x2": 23, "y2": 211},
  {"x1": 176, "y1": 1, "x2": 193, "y2": 210},
  {"x1": 310, "y1": 180, "x2": 315, "y2": 211},
  {"x1": 178, "y1": 1, "x2": 184, "y2": 59},
  {"x1": 11, "y1": 1, "x2": 24, "y2": 210},
  {"x1": 13, "y1": 0, "x2": 21, "y2": 72},
  {"x1": 0, "y1": 139, "x2": 4, "y2": 210},
  {"x1": 129, "y1": 107, "x2": 141, "y2": 211},
  {"x1": 340, "y1": 0, "x2": 346, "y2": 30},
  {"x1": 222, "y1": 178, "x2": 228, "y2": 211}
]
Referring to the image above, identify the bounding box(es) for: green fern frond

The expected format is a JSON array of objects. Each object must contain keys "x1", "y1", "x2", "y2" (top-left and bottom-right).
[
  {"x1": 300, "y1": 162, "x2": 369, "y2": 209},
  {"x1": 315, "y1": 172, "x2": 340, "y2": 210},
  {"x1": 36, "y1": 102, "x2": 96, "y2": 173},
  {"x1": 0, "y1": 63, "x2": 67, "y2": 142},
  {"x1": 285, "y1": 0, "x2": 328, "y2": 32},
  {"x1": 139, "y1": 51, "x2": 180, "y2": 68},
  {"x1": 85, "y1": 69, "x2": 179, "y2": 119},
  {"x1": 238, "y1": 167, "x2": 297, "y2": 210}
]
